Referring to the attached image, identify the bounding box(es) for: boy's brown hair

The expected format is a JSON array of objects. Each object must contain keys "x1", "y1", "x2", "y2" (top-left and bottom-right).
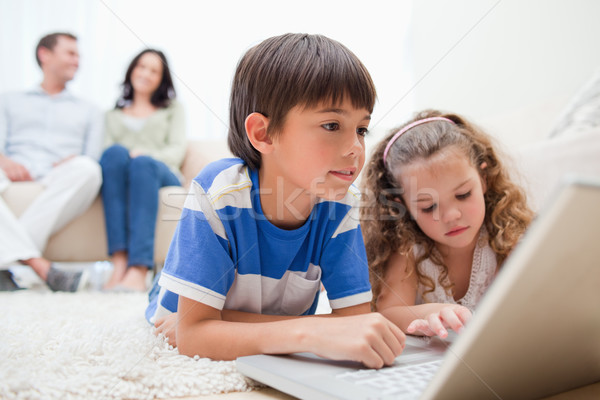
[{"x1": 228, "y1": 33, "x2": 376, "y2": 170}]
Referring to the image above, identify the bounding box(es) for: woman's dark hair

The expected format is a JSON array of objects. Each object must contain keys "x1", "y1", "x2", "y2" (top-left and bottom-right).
[{"x1": 116, "y1": 49, "x2": 176, "y2": 109}]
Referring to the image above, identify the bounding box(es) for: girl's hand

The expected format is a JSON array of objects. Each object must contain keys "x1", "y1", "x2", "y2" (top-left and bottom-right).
[{"x1": 406, "y1": 305, "x2": 472, "y2": 338}]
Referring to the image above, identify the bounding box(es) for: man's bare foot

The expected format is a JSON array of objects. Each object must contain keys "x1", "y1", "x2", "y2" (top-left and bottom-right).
[{"x1": 21, "y1": 257, "x2": 52, "y2": 281}]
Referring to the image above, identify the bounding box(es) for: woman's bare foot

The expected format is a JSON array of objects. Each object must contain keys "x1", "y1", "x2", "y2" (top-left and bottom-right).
[
  {"x1": 103, "y1": 251, "x2": 128, "y2": 289},
  {"x1": 115, "y1": 265, "x2": 148, "y2": 292}
]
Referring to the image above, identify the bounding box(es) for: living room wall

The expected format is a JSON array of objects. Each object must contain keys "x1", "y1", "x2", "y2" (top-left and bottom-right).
[
  {"x1": 1, "y1": 0, "x2": 599, "y2": 148},
  {"x1": 406, "y1": 0, "x2": 600, "y2": 147}
]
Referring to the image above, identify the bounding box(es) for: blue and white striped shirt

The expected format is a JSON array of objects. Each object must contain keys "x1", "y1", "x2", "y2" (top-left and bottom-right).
[{"x1": 146, "y1": 158, "x2": 372, "y2": 323}]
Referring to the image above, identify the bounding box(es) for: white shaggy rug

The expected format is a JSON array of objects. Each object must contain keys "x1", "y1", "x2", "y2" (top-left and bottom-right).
[{"x1": 0, "y1": 290, "x2": 259, "y2": 399}]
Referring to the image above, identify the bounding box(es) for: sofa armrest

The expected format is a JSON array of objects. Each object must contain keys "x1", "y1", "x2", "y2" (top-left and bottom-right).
[
  {"x1": 2, "y1": 183, "x2": 109, "y2": 262},
  {"x1": 181, "y1": 140, "x2": 232, "y2": 187}
]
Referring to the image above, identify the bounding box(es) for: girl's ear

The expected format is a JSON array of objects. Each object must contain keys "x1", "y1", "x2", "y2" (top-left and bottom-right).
[
  {"x1": 480, "y1": 162, "x2": 488, "y2": 193},
  {"x1": 245, "y1": 112, "x2": 272, "y2": 154}
]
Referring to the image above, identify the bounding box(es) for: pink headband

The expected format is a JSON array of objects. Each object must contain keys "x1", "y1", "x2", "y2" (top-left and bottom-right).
[{"x1": 382, "y1": 117, "x2": 455, "y2": 163}]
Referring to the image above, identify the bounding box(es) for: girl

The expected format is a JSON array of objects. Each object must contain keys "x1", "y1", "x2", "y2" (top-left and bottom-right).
[
  {"x1": 100, "y1": 49, "x2": 186, "y2": 291},
  {"x1": 361, "y1": 110, "x2": 533, "y2": 338}
]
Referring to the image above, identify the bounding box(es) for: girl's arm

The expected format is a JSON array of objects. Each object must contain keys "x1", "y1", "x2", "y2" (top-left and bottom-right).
[
  {"x1": 175, "y1": 296, "x2": 405, "y2": 369},
  {"x1": 376, "y1": 251, "x2": 471, "y2": 338}
]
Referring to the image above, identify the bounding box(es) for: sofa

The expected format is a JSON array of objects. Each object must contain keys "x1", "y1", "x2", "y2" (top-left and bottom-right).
[
  {"x1": 1, "y1": 140, "x2": 232, "y2": 266},
  {"x1": 5, "y1": 66, "x2": 600, "y2": 267}
]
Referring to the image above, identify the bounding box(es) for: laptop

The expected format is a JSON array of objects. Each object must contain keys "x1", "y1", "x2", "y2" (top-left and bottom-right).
[{"x1": 236, "y1": 177, "x2": 600, "y2": 399}]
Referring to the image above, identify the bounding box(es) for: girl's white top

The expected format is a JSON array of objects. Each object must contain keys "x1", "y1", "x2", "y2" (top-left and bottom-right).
[{"x1": 414, "y1": 228, "x2": 497, "y2": 312}]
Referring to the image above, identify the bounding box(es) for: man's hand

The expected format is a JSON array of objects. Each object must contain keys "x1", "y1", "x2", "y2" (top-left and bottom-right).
[
  {"x1": 406, "y1": 305, "x2": 472, "y2": 338},
  {"x1": 0, "y1": 156, "x2": 32, "y2": 181},
  {"x1": 53, "y1": 155, "x2": 76, "y2": 168}
]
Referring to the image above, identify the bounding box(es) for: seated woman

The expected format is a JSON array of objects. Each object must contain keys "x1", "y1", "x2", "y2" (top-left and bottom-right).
[{"x1": 101, "y1": 49, "x2": 186, "y2": 291}]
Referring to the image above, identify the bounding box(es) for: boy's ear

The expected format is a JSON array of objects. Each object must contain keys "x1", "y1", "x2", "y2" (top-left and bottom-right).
[{"x1": 245, "y1": 112, "x2": 273, "y2": 154}]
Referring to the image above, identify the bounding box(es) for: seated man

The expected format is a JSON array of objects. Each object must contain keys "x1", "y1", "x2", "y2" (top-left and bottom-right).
[{"x1": 0, "y1": 32, "x2": 103, "y2": 291}]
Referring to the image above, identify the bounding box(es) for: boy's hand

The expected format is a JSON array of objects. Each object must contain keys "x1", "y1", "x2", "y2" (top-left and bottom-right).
[
  {"x1": 406, "y1": 305, "x2": 471, "y2": 338},
  {"x1": 311, "y1": 313, "x2": 405, "y2": 369},
  {"x1": 154, "y1": 313, "x2": 178, "y2": 346}
]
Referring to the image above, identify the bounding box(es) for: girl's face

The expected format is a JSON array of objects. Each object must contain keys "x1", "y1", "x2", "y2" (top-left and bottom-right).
[
  {"x1": 130, "y1": 52, "x2": 163, "y2": 96},
  {"x1": 396, "y1": 146, "x2": 486, "y2": 253}
]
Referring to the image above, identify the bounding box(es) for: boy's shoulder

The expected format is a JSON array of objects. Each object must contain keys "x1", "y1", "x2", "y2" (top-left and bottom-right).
[
  {"x1": 346, "y1": 184, "x2": 361, "y2": 203},
  {"x1": 193, "y1": 157, "x2": 251, "y2": 195},
  {"x1": 320, "y1": 184, "x2": 362, "y2": 208}
]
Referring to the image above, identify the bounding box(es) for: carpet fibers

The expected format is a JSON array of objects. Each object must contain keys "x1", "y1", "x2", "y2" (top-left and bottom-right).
[{"x1": 0, "y1": 291, "x2": 259, "y2": 399}]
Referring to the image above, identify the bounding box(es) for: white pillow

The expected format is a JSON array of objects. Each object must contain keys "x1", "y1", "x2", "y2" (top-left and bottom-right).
[
  {"x1": 549, "y1": 69, "x2": 600, "y2": 138},
  {"x1": 514, "y1": 127, "x2": 600, "y2": 211}
]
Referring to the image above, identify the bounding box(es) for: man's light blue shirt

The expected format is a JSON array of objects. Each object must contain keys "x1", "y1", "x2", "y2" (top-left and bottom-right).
[{"x1": 0, "y1": 86, "x2": 103, "y2": 179}]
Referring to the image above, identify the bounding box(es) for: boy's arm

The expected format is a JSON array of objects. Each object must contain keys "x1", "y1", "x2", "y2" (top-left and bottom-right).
[
  {"x1": 177, "y1": 296, "x2": 405, "y2": 369},
  {"x1": 220, "y1": 302, "x2": 369, "y2": 322},
  {"x1": 375, "y1": 251, "x2": 471, "y2": 338}
]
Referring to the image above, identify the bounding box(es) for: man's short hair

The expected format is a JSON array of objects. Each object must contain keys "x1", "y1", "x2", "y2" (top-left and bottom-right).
[
  {"x1": 228, "y1": 33, "x2": 377, "y2": 170},
  {"x1": 35, "y1": 32, "x2": 77, "y2": 67}
]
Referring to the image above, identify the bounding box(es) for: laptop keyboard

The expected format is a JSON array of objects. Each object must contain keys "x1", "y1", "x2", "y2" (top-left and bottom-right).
[{"x1": 335, "y1": 359, "x2": 443, "y2": 396}]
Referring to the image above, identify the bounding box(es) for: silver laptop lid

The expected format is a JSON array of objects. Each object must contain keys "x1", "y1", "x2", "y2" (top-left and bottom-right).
[{"x1": 423, "y1": 178, "x2": 600, "y2": 399}]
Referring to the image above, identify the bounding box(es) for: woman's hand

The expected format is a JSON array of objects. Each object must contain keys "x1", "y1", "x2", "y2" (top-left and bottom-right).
[
  {"x1": 129, "y1": 149, "x2": 144, "y2": 158},
  {"x1": 406, "y1": 305, "x2": 472, "y2": 338}
]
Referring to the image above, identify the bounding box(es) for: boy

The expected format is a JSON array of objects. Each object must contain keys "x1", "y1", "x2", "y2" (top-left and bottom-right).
[{"x1": 146, "y1": 33, "x2": 405, "y2": 369}]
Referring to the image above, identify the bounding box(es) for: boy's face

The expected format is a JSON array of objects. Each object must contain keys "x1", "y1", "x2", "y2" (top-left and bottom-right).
[{"x1": 268, "y1": 98, "x2": 370, "y2": 201}]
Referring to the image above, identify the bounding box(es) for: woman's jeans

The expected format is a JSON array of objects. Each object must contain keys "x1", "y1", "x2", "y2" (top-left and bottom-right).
[{"x1": 100, "y1": 145, "x2": 181, "y2": 269}]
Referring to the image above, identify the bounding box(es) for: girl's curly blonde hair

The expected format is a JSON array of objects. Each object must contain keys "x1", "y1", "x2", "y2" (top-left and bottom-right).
[{"x1": 360, "y1": 110, "x2": 534, "y2": 310}]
